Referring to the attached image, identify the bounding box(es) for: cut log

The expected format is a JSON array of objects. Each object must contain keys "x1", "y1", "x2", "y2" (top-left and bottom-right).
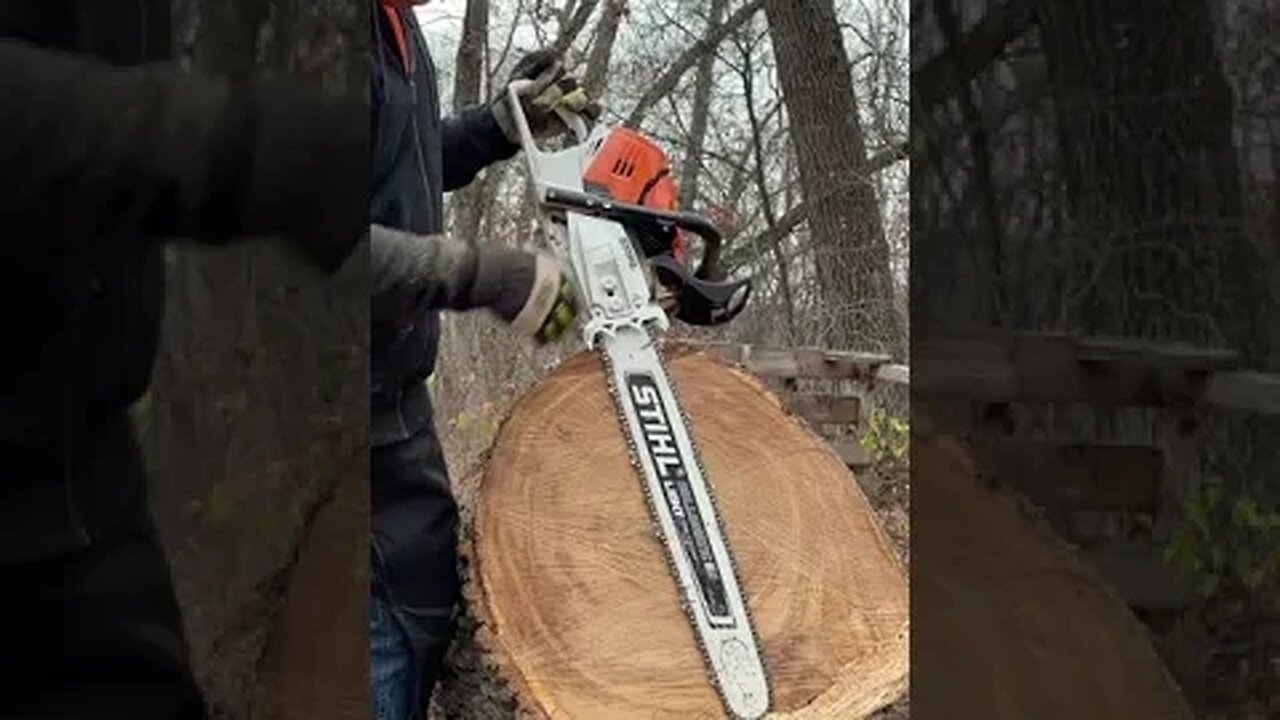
[
  {"x1": 912, "y1": 422, "x2": 1195, "y2": 719},
  {"x1": 459, "y1": 348, "x2": 908, "y2": 718},
  {"x1": 250, "y1": 449, "x2": 368, "y2": 720}
]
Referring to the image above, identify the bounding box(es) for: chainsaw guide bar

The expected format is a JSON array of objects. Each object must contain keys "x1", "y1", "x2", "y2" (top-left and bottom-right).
[{"x1": 600, "y1": 330, "x2": 771, "y2": 719}]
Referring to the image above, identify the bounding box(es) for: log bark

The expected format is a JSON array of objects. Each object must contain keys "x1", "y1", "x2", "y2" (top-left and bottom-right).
[
  {"x1": 911, "y1": 420, "x2": 1196, "y2": 719},
  {"x1": 451, "y1": 348, "x2": 909, "y2": 718}
]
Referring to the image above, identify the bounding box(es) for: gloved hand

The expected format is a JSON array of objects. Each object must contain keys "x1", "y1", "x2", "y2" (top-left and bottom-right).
[
  {"x1": 370, "y1": 224, "x2": 578, "y2": 344},
  {"x1": 490, "y1": 48, "x2": 602, "y2": 144},
  {"x1": 490, "y1": 249, "x2": 579, "y2": 344}
]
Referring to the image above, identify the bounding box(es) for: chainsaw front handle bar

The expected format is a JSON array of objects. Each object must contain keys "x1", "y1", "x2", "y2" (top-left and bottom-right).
[{"x1": 541, "y1": 187, "x2": 727, "y2": 281}]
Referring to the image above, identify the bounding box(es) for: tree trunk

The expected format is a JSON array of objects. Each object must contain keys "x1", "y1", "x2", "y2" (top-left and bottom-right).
[
  {"x1": 451, "y1": 0, "x2": 492, "y2": 245},
  {"x1": 453, "y1": 0, "x2": 490, "y2": 113},
  {"x1": 676, "y1": 0, "x2": 728, "y2": 210},
  {"x1": 441, "y1": 348, "x2": 908, "y2": 718},
  {"x1": 1037, "y1": 0, "x2": 1259, "y2": 357},
  {"x1": 911, "y1": 423, "x2": 1197, "y2": 719},
  {"x1": 581, "y1": 0, "x2": 626, "y2": 99},
  {"x1": 765, "y1": 0, "x2": 900, "y2": 354}
]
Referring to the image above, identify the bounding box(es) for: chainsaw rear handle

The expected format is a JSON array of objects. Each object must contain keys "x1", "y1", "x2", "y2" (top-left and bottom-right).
[{"x1": 542, "y1": 187, "x2": 728, "y2": 281}]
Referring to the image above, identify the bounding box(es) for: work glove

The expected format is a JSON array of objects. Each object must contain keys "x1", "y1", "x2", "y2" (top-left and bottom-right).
[
  {"x1": 492, "y1": 250, "x2": 580, "y2": 344},
  {"x1": 490, "y1": 48, "x2": 602, "y2": 144},
  {"x1": 370, "y1": 224, "x2": 579, "y2": 345}
]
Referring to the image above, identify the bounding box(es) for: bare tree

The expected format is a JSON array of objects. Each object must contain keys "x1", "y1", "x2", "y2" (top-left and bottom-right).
[
  {"x1": 676, "y1": 0, "x2": 728, "y2": 210},
  {"x1": 624, "y1": 0, "x2": 767, "y2": 128},
  {"x1": 1037, "y1": 0, "x2": 1257, "y2": 353},
  {"x1": 582, "y1": 0, "x2": 628, "y2": 97},
  {"x1": 453, "y1": 0, "x2": 490, "y2": 111},
  {"x1": 553, "y1": 0, "x2": 602, "y2": 53},
  {"x1": 450, "y1": 0, "x2": 494, "y2": 244},
  {"x1": 765, "y1": 0, "x2": 900, "y2": 353}
]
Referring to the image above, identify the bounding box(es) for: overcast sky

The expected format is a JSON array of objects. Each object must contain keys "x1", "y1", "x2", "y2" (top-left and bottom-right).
[
  {"x1": 415, "y1": 0, "x2": 473, "y2": 57},
  {"x1": 414, "y1": 0, "x2": 909, "y2": 75},
  {"x1": 416, "y1": 0, "x2": 467, "y2": 24}
]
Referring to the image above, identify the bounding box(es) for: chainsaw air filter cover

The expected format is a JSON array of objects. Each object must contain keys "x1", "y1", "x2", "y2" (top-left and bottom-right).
[{"x1": 583, "y1": 127, "x2": 688, "y2": 263}]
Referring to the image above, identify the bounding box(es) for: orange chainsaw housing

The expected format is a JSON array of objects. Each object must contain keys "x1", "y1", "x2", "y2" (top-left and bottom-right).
[{"x1": 582, "y1": 127, "x2": 687, "y2": 263}]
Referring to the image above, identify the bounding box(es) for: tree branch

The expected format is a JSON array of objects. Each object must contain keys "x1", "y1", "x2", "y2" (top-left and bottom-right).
[
  {"x1": 553, "y1": 0, "x2": 600, "y2": 53},
  {"x1": 486, "y1": 0, "x2": 525, "y2": 89},
  {"x1": 623, "y1": 0, "x2": 768, "y2": 128},
  {"x1": 911, "y1": 0, "x2": 1037, "y2": 108},
  {"x1": 724, "y1": 141, "x2": 908, "y2": 268}
]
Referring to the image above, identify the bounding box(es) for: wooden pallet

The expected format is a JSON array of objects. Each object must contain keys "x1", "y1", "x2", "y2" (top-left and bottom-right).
[{"x1": 679, "y1": 341, "x2": 909, "y2": 476}]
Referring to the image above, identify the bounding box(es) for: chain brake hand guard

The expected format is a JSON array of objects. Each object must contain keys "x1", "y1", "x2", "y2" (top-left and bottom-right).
[{"x1": 649, "y1": 253, "x2": 752, "y2": 327}]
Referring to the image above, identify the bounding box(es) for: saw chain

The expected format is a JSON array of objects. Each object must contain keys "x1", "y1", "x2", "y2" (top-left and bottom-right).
[{"x1": 507, "y1": 82, "x2": 771, "y2": 719}]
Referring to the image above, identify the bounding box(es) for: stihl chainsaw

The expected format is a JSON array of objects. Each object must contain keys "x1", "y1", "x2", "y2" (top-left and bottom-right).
[{"x1": 505, "y1": 81, "x2": 769, "y2": 719}]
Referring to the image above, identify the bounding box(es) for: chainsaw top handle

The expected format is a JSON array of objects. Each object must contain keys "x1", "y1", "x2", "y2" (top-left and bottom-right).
[{"x1": 505, "y1": 79, "x2": 591, "y2": 154}]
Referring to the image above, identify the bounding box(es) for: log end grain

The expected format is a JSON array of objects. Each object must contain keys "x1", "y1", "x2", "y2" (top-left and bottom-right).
[{"x1": 469, "y1": 348, "x2": 909, "y2": 718}]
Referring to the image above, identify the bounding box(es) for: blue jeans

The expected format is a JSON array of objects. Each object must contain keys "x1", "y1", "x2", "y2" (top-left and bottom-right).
[
  {"x1": 370, "y1": 574, "x2": 419, "y2": 720},
  {"x1": 370, "y1": 426, "x2": 460, "y2": 718}
]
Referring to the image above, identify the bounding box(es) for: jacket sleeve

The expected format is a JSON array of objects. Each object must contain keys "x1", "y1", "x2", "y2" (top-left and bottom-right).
[
  {"x1": 439, "y1": 104, "x2": 519, "y2": 192},
  {"x1": 0, "y1": 39, "x2": 368, "y2": 273},
  {"x1": 370, "y1": 224, "x2": 535, "y2": 334}
]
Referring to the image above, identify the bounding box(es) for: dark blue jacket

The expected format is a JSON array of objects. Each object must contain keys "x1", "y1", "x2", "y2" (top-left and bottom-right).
[{"x1": 370, "y1": 4, "x2": 517, "y2": 446}]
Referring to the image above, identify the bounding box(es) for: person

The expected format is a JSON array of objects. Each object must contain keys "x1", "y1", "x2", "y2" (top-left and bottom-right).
[
  {"x1": 372, "y1": 224, "x2": 576, "y2": 344},
  {"x1": 369, "y1": 2, "x2": 597, "y2": 718},
  {"x1": 0, "y1": 4, "x2": 367, "y2": 713},
  {"x1": 0, "y1": 5, "x2": 572, "y2": 718},
  {"x1": 0, "y1": 41, "x2": 363, "y2": 272}
]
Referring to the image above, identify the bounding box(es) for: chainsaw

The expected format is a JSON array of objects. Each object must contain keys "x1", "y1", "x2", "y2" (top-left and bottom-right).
[{"x1": 505, "y1": 81, "x2": 769, "y2": 719}]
